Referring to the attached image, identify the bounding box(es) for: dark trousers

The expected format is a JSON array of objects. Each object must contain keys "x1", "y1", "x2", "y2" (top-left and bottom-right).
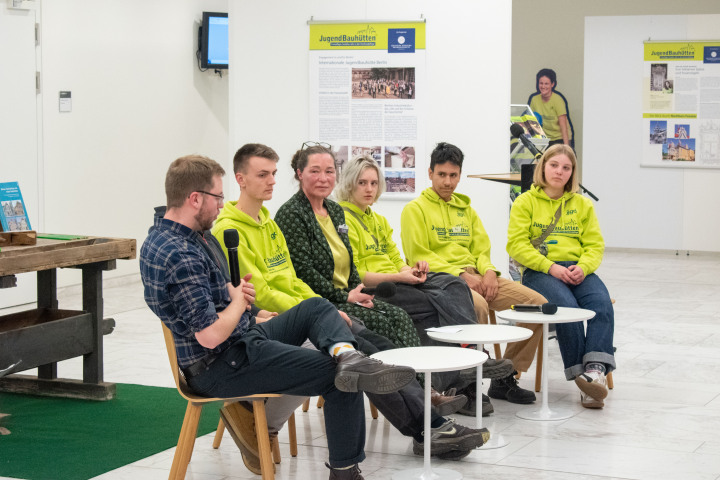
[
  {"x1": 354, "y1": 327, "x2": 442, "y2": 438},
  {"x1": 187, "y1": 297, "x2": 365, "y2": 468}
]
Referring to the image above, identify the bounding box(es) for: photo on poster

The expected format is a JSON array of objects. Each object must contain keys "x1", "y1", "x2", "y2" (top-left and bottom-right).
[
  {"x1": 351, "y1": 146, "x2": 381, "y2": 165},
  {"x1": 663, "y1": 79, "x2": 674, "y2": 93},
  {"x1": 384, "y1": 170, "x2": 415, "y2": 194},
  {"x1": 675, "y1": 124, "x2": 690, "y2": 139},
  {"x1": 351, "y1": 68, "x2": 416, "y2": 100},
  {"x1": 384, "y1": 146, "x2": 415, "y2": 168},
  {"x1": 663, "y1": 138, "x2": 696, "y2": 162},
  {"x1": 650, "y1": 120, "x2": 667, "y2": 144},
  {"x1": 333, "y1": 145, "x2": 349, "y2": 174},
  {"x1": 650, "y1": 63, "x2": 667, "y2": 91}
]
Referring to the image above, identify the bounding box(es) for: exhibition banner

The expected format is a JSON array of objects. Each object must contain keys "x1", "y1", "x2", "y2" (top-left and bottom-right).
[
  {"x1": 309, "y1": 21, "x2": 426, "y2": 198},
  {"x1": 642, "y1": 41, "x2": 720, "y2": 168}
]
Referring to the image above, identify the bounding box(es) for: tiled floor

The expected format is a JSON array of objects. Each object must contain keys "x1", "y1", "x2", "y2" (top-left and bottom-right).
[{"x1": 2, "y1": 249, "x2": 720, "y2": 479}]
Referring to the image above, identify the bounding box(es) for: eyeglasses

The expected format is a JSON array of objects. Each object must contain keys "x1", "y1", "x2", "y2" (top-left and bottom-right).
[
  {"x1": 196, "y1": 190, "x2": 225, "y2": 203},
  {"x1": 301, "y1": 141, "x2": 332, "y2": 151}
]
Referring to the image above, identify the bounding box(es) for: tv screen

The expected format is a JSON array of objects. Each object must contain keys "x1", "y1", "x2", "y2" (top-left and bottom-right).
[{"x1": 200, "y1": 12, "x2": 228, "y2": 69}]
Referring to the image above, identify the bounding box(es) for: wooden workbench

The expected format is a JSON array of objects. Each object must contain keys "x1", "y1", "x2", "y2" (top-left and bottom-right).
[{"x1": 0, "y1": 235, "x2": 136, "y2": 400}]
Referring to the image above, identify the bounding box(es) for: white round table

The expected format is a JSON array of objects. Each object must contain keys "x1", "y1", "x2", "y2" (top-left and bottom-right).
[
  {"x1": 427, "y1": 324, "x2": 533, "y2": 449},
  {"x1": 495, "y1": 307, "x2": 596, "y2": 421},
  {"x1": 371, "y1": 346, "x2": 487, "y2": 480}
]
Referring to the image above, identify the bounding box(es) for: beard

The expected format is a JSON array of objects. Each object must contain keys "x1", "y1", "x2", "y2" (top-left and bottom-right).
[{"x1": 195, "y1": 209, "x2": 216, "y2": 232}]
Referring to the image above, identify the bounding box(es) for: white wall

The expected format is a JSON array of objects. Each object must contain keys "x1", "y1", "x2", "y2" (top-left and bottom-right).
[
  {"x1": 584, "y1": 15, "x2": 720, "y2": 252},
  {"x1": 510, "y1": 0, "x2": 720, "y2": 181},
  {"x1": 38, "y1": 0, "x2": 229, "y2": 282},
  {"x1": 229, "y1": 0, "x2": 514, "y2": 273}
]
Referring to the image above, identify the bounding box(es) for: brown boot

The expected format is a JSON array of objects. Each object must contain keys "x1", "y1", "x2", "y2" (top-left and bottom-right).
[
  {"x1": 430, "y1": 388, "x2": 468, "y2": 416},
  {"x1": 220, "y1": 402, "x2": 265, "y2": 475}
]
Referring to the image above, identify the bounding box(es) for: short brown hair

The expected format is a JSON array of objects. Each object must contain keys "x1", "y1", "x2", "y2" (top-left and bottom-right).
[
  {"x1": 165, "y1": 155, "x2": 225, "y2": 208},
  {"x1": 233, "y1": 143, "x2": 279, "y2": 174},
  {"x1": 533, "y1": 144, "x2": 579, "y2": 193}
]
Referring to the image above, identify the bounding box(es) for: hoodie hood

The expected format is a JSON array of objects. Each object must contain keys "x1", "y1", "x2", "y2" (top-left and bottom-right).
[{"x1": 215, "y1": 201, "x2": 272, "y2": 230}]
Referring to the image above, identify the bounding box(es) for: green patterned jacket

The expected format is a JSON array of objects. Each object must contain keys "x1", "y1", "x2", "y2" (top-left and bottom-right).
[{"x1": 275, "y1": 190, "x2": 362, "y2": 304}]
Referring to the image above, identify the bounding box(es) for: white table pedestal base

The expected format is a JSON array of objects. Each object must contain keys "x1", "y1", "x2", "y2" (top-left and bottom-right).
[
  {"x1": 393, "y1": 467, "x2": 463, "y2": 480},
  {"x1": 516, "y1": 405, "x2": 574, "y2": 421}
]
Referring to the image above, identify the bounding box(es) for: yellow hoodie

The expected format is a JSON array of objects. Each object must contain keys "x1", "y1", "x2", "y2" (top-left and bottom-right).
[
  {"x1": 401, "y1": 187, "x2": 499, "y2": 277},
  {"x1": 506, "y1": 185, "x2": 604, "y2": 275}
]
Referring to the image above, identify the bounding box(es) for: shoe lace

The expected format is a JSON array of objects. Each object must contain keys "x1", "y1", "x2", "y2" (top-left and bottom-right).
[{"x1": 504, "y1": 371, "x2": 520, "y2": 388}]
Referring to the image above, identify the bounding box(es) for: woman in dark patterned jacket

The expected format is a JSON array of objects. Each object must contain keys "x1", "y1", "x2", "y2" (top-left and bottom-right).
[{"x1": 275, "y1": 143, "x2": 421, "y2": 349}]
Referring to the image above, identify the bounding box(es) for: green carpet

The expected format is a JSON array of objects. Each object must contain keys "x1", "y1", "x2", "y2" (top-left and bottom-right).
[{"x1": 0, "y1": 383, "x2": 223, "y2": 480}]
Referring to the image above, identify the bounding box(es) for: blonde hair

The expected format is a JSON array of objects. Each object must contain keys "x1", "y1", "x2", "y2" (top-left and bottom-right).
[
  {"x1": 533, "y1": 144, "x2": 579, "y2": 193},
  {"x1": 335, "y1": 155, "x2": 386, "y2": 204}
]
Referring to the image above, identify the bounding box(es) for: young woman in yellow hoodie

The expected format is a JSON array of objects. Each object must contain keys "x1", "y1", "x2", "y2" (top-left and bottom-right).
[{"x1": 507, "y1": 144, "x2": 615, "y2": 409}]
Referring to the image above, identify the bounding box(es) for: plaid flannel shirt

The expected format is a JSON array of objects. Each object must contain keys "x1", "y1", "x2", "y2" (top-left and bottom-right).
[{"x1": 140, "y1": 216, "x2": 251, "y2": 368}]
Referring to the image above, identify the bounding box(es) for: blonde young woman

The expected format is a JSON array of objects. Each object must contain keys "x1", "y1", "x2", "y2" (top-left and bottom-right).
[{"x1": 506, "y1": 144, "x2": 615, "y2": 408}]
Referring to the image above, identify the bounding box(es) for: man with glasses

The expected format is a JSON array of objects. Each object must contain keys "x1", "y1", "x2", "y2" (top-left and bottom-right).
[{"x1": 140, "y1": 154, "x2": 418, "y2": 480}]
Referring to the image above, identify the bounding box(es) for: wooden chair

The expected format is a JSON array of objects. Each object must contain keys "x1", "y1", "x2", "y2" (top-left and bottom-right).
[
  {"x1": 302, "y1": 396, "x2": 379, "y2": 419},
  {"x1": 161, "y1": 323, "x2": 296, "y2": 480}
]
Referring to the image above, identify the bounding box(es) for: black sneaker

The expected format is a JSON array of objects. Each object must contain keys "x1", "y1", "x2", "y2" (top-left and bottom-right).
[
  {"x1": 412, "y1": 418, "x2": 490, "y2": 456},
  {"x1": 326, "y1": 463, "x2": 364, "y2": 480},
  {"x1": 488, "y1": 372, "x2": 536, "y2": 404},
  {"x1": 456, "y1": 385, "x2": 493, "y2": 417},
  {"x1": 334, "y1": 350, "x2": 415, "y2": 394}
]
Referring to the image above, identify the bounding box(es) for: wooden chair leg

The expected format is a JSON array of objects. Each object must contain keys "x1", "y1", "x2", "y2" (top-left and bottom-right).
[
  {"x1": 252, "y1": 399, "x2": 275, "y2": 480},
  {"x1": 271, "y1": 435, "x2": 281, "y2": 464},
  {"x1": 212, "y1": 417, "x2": 225, "y2": 449},
  {"x1": 169, "y1": 402, "x2": 202, "y2": 480},
  {"x1": 302, "y1": 397, "x2": 310, "y2": 412},
  {"x1": 607, "y1": 371, "x2": 614, "y2": 389},
  {"x1": 369, "y1": 401, "x2": 379, "y2": 419},
  {"x1": 316, "y1": 396, "x2": 325, "y2": 408},
  {"x1": 535, "y1": 337, "x2": 543, "y2": 393},
  {"x1": 488, "y1": 311, "x2": 503, "y2": 359},
  {"x1": 288, "y1": 412, "x2": 298, "y2": 457}
]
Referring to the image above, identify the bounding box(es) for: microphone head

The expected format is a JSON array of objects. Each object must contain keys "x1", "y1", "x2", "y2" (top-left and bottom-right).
[
  {"x1": 510, "y1": 123, "x2": 526, "y2": 139},
  {"x1": 223, "y1": 229, "x2": 240, "y2": 249},
  {"x1": 375, "y1": 281, "x2": 397, "y2": 298},
  {"x1": 541, "y1": 303, "x2": 558, "y2": 315}
]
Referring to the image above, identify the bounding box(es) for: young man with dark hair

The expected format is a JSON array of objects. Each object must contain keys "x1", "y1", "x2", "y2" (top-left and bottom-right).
[
  {"x1": 401, "y1": 142, "x2": 545, "y2": 411},
  {"x1": 140, "y1": 154, "x2": 418, "y2": 480}
]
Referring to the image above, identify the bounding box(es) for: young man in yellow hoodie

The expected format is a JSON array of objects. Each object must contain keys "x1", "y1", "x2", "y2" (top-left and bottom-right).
[
  {"x1": 401, "y1": 142, "x2": 545, "y2": 408},
  {"x1": 212, "y1": 143, "x2": 489, "y2": 465}
]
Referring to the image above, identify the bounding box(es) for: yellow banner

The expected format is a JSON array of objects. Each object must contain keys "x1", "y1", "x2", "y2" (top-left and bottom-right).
[
  {"x1": 644, "y1": 41, "x2": 720, "y2": 61},
  {"x1": 310, "y1": 22, "x2": 426, "y2": 51}
]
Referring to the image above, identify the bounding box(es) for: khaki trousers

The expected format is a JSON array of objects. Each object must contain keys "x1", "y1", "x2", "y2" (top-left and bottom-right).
[{"x1": 466, "y1": 273, "x2": 545, "y2": 373}]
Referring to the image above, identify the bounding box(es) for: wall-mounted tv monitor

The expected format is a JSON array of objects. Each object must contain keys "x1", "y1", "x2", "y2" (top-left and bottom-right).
[{"x1": 200, "y1": 12, "x2": 228, "y2": 69}]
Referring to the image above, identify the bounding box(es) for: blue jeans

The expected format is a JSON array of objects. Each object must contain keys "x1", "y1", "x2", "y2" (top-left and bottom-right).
[
  {"x1": 187, "y1": 297, "x2": 365, "y2": 468},
  {"x1": 522, "y1": 262, "x2": 616, "y2": 380}
]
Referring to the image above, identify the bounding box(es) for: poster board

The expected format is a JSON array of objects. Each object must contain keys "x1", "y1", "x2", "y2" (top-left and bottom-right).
[
  {"x1": 642, "y1": 41, "x2": 720, "y2": 169},
  {"x1": 309, "y1": 21, "x2": 426, "y2": 199}
]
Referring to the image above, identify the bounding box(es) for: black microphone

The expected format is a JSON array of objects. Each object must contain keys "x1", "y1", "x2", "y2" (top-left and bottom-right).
[
  {"x1": 510, "y1": 123, "x2": 543, "y2": 160},
  {"x1": 510, "y1": 303, "x2": 558, "y2": 315},
  {"x1": 223, "y1": 229, "x2": 241, "y2": 287},
  {"x1": 360, "y1": 282, "x2": 397, "y2": 297}
]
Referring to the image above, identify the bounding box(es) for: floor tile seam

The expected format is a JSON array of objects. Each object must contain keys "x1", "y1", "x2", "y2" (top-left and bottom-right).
[{"x1": 493, "y1": 456, "x2": 639, "y2": 479}]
